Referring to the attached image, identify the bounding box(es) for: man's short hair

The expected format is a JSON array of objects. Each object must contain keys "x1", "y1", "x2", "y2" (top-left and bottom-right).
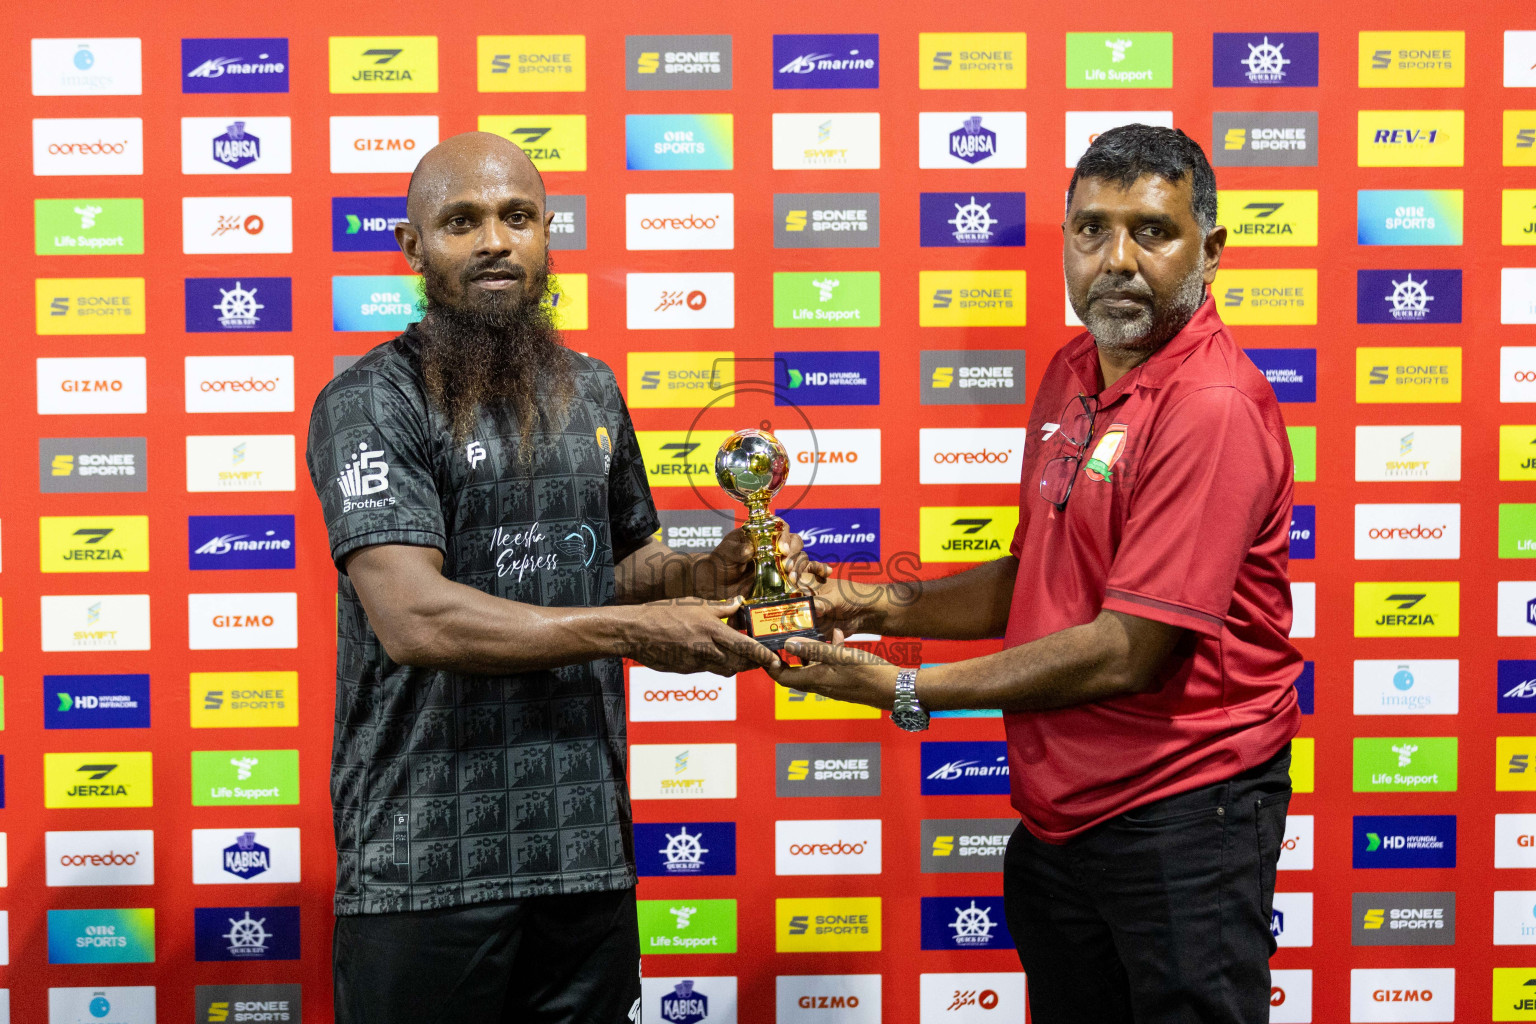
[{"x1": 1066, "y1": 124, "x2": 1217, "y2": 233}]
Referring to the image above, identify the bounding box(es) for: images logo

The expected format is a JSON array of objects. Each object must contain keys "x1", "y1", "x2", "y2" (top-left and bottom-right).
[
  {"x1": 328, "y1": 36, "x2": 437, "y2": 93},
  {"x1": 39, "y1": 515, "x2": 149, "y2": 573},
  {"x1": 194, "y1": 905, "x2": 299, "y2": 961},
  {"x1": 47, "y1": 908, "x2": 155, "y2": 964},
  {"x1": 1212, "y1": 33, "x2": 1318, "y2": 87},
  {"x1": 191, "y1": 671, "x2": 298, "y2": 729},
  {"x1": 1359, "y1": 31, "x2": 1463, "y2": 88},
  {"x1": 479, "y1": 115, "x2": 589, "y2": 171},
  {"x1": 921, "y1": 896, "x2": 1012, "y2": 950},
  {"x1": 634, "y1": 822, "x2": 737, "y2": 877},
  {"x1": 1246, "y1": 349, "x2": 1316, "y2": 403},
  {"x1": 920, "y1": 192, "x2": 1025, "y2": 248},
  {"x1": 181, "y1": 196, "x2": 293, "y2": 254},
  {"x1": 332, "y1": 197, "x2": 407, "y2": 252},
  {"x1": 771, "y1": 112, "x2": 881, "y2": 169},
  {"x1": 1353, "y1": 815, "x2": 1456, "y2": 868},
  {"x1": 1214, "y1": 269, "x2": 1317, "y2": 325},
  {"x1": 1357, "y1": 270, "x2": 1462, "y2": 324},
  {"x1": 625, "y1": 35, "x2": 732, "y2": 91},
  {"x1": 33, "y1": 117, "x2": 144, "y2": 176},
  {"x1": 1355, "y1": 347, "x2": 1462, "y2": 403},
  {"x1": 181, "y1": 116, "x2": 289, "y2": 174},
  {"x1": 44, "y1": 752, "x2": 153, "y2": 808},
  {"x1": 638, "y1": 899, "x2": 738, "y2": 954},
  {"x1": 776, "y1": 898, "x2": 881, "y2": 952},
  {"x1": 1217, "y1": 191, "x2": 1318, "y2": 247},
  {"x1": 329, "y1": 115, "x2": 439, "y2": 173},
  {"x1": 921, "y1": 349, "x2": 1026, "y2": 405},
  {"x1": 45, "y1": 675, "x2": 150, "y2": 730},
  {"x1": 1357, "y1": 189, "x2": 1463, "y2": 246},
  {"x1": 32, "y1": 38, "x2": 142, "y2": 96},
  {"x1": 773, "y1": 271, "x2": 880, "y2": 327},
  {"x1": 626, "y1": 192, "x2": 734, "y2": 250},
  {"x1": 1357, "y1": 110, "x2": 1465, "y2": 167},
  {"x1": 919, "y1": 32, "x2": 1027, "y2": 90},
  {"x1": 190, "y1": 749, "x2": 299, "y2": 806},
  {"x1": 773, "y1": 351, "x2": 879, "y2": 406},
  {"x1": 1353, "y1": 737, "x2": 1458, "y2": 792},
  {"x1": 773, "y1": 192, "x2": 881, "y2": 249},
  {"x1": 921, "y1": 741, "x2": 1011, "y2": 795},
  {"x1": 1066, "y1": 32, "x2": 1172, "y2": 88},
  {"x1": 918, "y1": 112, "x2": 1027, "y2": 169},
  {"x1": 185, "y1": 277, "x2": 292, "y2": 333},
  {"x1": 625, "y1": 114, "x2": 733, "y2": 170},
  {"x1": 773, "y1": 34, "x2": 879, "y2": 89},
  {"x1": 332, "y1": 274, "x2": 420, "y2": 332},
  {"x1": 920, "y1": 819, "x2": 1015, "y2": 873},
  {"x1": 189, "y1": 515, "x2": 295, "y2": 571},
  {"x1": 920, "y1": 508, "x2": 1019, "y2": 564},
  {"x1": 35, "y1": 277, "x2": 145, "y2": 335},
  {"x1": 476, "y1": 34, "x2": 585, "y2": 92},
  {"x1": 34, "y1": 197, "x2": 144, "y2": 255},
  {"x1": 626, "y1": 273, "x2": 734, "y2": 331},
  {"x1": 182, "y1": 38, "x2": 288, "y2": 93},
  {"x1": 1211, "y1": 111, "x2": 1318, "y2": 167},
  {"x1": 1354, "y1": 583, "x2": 1459, "y2": 637},
  {"x1": 45, "y1": 830, "x2": 155, "y2": 886}
]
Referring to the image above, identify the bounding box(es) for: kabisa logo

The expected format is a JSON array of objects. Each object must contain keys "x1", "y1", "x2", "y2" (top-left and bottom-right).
[
  {"x1": 1357, "y1": 270, "x2": 1462, "y2": 324},
  {"x1": 476, "y1": 34, "x2": 586, "y2": 92},
  {"x1": 919, "y1": 192, "x2": 1026, "y2": 248},
  {"x1": 634, "y1": 822, "x2": 737, "y2": 877},
  {"x1": 34, "y1": 197, "x2": 145, "y2": 255},
  {"x1": 1357, "y1": 189, "x2": 1464, "y2": 246},
  {"x1": 1501, "y1": 661, "x2": 1536, "y2": 713},
  {"x1": 918, "y1": 112, "x2": 1027, "y2": 169},
  {"x1": 773, "y1": 350, "x2": 879, "y2": 406},
  {"x1": 660, "y1": 980, "x2": 709, "y2": 1024},
  {"x1": 921, "y1": 741, "x2": 1011, "y2": 795},
  {"x1": 772, "y1": 192, "x2": 881, "y2": 249},
  {"x1": 331, "y1": 196, "x2": 407, "y2": 252},
  {"x1": 328, "y1": 36, "x2": 438, "y2": 93},
  {"x1": 192, "y1": 827, "x2": 300, "y2": 884},
  {"x1": 921, "y1": 897, "x2": 1012, "y2": 951},
  {"x1": 1353, "y1": 814, "x2": 1456, "y2": 868},
  {"x1": 478, "y1": 115, "x2": 588, "y2": 171},
  {"x1": 1357, "y1": 110, "x2": 1465, "y2": 168},
  {"x1": 1217, "y1": 191, "x2": 1319, "y2": 247},
  {"x1": 775, "y1": 742, "x2": 883, "y2": 797},
  {"x1": 1359, "y1": 31, "x2": 1464, "y2": 88},
  {"x1": 195, "y1": 984, "x2": 303, "y2": 1024},
  {"x1": 189, "y1": 515, "x2": 296, "y2": 571},
  {"x1": 47, "y1": 908, "x2": 156, "y2": 964},
  {"x1": 185, "y1": 277, "x2": 293, "y2": 333},
  {"x1": 1289, "y1": 505, "x2": 1315, "y2": 559},
  {"x1": 778, "y1": 509, "x2": 880, "y2": 563},
  {"x1": 950, "y1": 116, "x2": 996, "y2": 163},
  {"x1": 1212, "y1": 112, "x2": 1319, "y2": 168},
  {"x1": 625, "y1": 35, "x2": 733, "y2": 91},
  {"x1": 919, "y1": 32, "x2": 1028, "y2": 90},
  {"x1": 773, "y1": 34, "x2": 879, "y2": 89},
  {"x1": 210, "y1": 120, "x2": 260, "y2": 169},
  {"x1": 194, "y1": 905, "x2": 300, "y2": 961},
  {"x1": 1246, "y1": 348, "x2": 1316, "y2": 403},
  {"x1": 775, "y1": 898, "x2": 881, "y2": 952},
  {"x1": 32, "y1": 38, "x2": 143, "y2": 96},
  {"x1": 921, "y1": 270, "x2": 1026, "y2": 327},
  {"x1": 183, "y1": 38, "x2": 288, "y2": 93},
  {"x1": 919, "y1": 507, "x2": 1019, "y2": 563},
  {"x1": 625, "y1": 114, "x2": 734, "y2": 171},
  {"x1": 1212, "y1": 33, "x2": 1318, "y2": 87},
  {"x1": 1066, "y1": 32, "x2": 1173, "y2": 88},
  {"x1": 40, "y1": 515, "x2": 150, "y2": 574},
  {"x1": 45, "y1": 674, "x2": 150, "y2": 730}
]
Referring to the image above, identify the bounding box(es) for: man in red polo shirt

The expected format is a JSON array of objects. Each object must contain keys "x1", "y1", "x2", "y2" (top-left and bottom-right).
[{"x1": 771, "y1": 124, "x2": 1300, "y2": 1024}]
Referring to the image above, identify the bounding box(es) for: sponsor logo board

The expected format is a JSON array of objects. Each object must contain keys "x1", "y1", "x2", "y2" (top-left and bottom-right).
[
  {"x1": 776, "y1": 975, "x2": 880, "y2": 1022},
  {"x1": 628, "y1": 667, "x2": 736, "y2": 722},
  {"x1": 180, "y1": 116, "x2": 290, "y2": 174},
  {"x1": 182, "y1": 38, "x2": 288, "y2": 94},
  {"x1": 626, "y1": 114, "x2": 733, "y2": 171},
  {"x1": 190, "y1": 749, "x2": 299, "y2": 806},
  {"x1": 185, "y1": 356, "x2": 294, "y2": 413},
  {"x1": 476, "y1": 34, "x2": 585, "y2": 92},
  {"x1": 35, "y1": 277, "x2": 145, "y2": 335},
  {"x1": 32, "y1": 38, "x2": 142, "y2": 95},
  {"x1": 186, "y1": 435, "x2": 296, "y2": 493},
  {"x1": 193, "y1": 905, "x2": 299, "y2": 961},
  {"x1": 40, "y1": 595, "x2": 151, "y2": 652},
  {"x1": 328, "y1": 115, "x2": 439, "y2": 172},
  {"x1": 190, "y1": 671, "x2": 298, "y2": 729},
  {"x1": 1354, "y1": 504, "x2": 1460, "y2": 560},
  {"x1": 1354, "y1": 815, "x2": 1456, "y2": 868},
  {"x1": 181, "y1": 196, "x2": 292, "y2": 254},
  {"x1": 1357, "y1": 189, "x2": 1463, "y2": 246},
  {"x1": 625, "y1": 275, "x2": 734, "y2": 331},
  {"x1": 46, "y1": 908, "x2": 154, "y2": 963},
  {"x1": 34, "y1": 198, "x2": 143, "y2": 256},
  {"x1": 634, "y1": 822, "x2": 737, "y2": 877},
  {"x1": 776, "y1": 898, "x2": 881, "y2": 952},
  {"x1": 919, "y1": 428, "x2": 1026, "y2": 484},
  {"x1": 776, "y1": 819, "x2": 881, "y2": 875},
  {"x1": 328, "y1": 35, "x2": 438, "y2": 93},
  {"x1": 194, "y1": 985, "x2": 302, "y2": 1024},
  {"x1": 191, "y1": 828, "x2": 300, "y2": 884},
  {"x1": 626, "y1": 35, "x2": 732, "y2": 91},
  {"x1": 776, "y1": 743, "x2": 882, "y2": 797},
  {"x1": 44, "y1": 674, "x2": 150, "y2": 729},
  {"x1": 185, "y1": 277, "x2": 293, "y2": 333},
  {"x1": 773, "y1": 351, "x2": 879, "y2": 406},
  {"x1": 1355, "y1": 426, "x2": 1461, "y2": 482},
  {"x1": 1349, "y1": 968, "x2": 1453, "y2": 1022},
  {"x1": 638, "y1": 899, "x2": 736, "y2": 954},
  {"x1": 45, "y1": 830, "x2": 154, "y2": 886},
  {"x1": 626, "y1": 193, "x2": 733, "y2": 250},
  {"x1": 631, "y1": 744, "x2": 736, "y2": 799},
  {"x1": 919, "y1": 112, "x2": 1026, "y2": 169},
  {"x1": 478, "y1": 115, "x2": 587, "y2": 172},
  {"x1": 772, "y1": 113, "x2": 880, "y2": 170},
  {"x1": 33, "y1": 117, "x2": 143, "y2": 175},
  {"x1": 919, "y1": 33, "x2": 1027, "y2": 90},
  {"x1": 774, "y1": 193, "x2": 880, "y2": 249},
  {"x1": 1354, "y1": 660, "x2": 1459, "y2": 715},
  {"x1": 773, "y1": 34, "x2": 879, "y2": 90},
  {"x1": 189, "y1": 515, "x2": 296, "y2": 571}
]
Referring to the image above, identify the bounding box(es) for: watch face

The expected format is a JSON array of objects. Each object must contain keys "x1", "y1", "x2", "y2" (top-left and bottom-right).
[{"x1": 893, "y1": 704, "x2": 929, "y2": 732}]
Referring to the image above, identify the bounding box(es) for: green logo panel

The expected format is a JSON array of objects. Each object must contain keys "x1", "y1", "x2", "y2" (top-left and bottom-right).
[
  {"x1": 1288, "y1": 426, "x2": 1316, "y2": 482},
  {"x1": 35, "y1": 199, "x2": 145, "y2": 255},
  {"x1": 773, "y1": 272, "x2": 881, "y2": 328},
  {"x1": 638, "y1": 898, "x2": 737, "y2": 954},
  {"x1": 191, "y1": 749, "x2": 300, "y2": 805},
  {"x1": 1353, "y1": 737, "x2": 1458, "y2": 792},
  {"x1": 1499, "y1": 504, "x2": 1536, "y2": 558},
  {"x1": 1066, "y1": 32, "x2": 1173, "y2": 88}
]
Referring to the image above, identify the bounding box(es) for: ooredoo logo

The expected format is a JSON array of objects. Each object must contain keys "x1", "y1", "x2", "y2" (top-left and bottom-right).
[
  {"x1": 920, "y1": 428, "x2": 1027, "y2": 485},
  {"x1": 34, "y1": 117, "x2": 144, "y2": 175},
  {"x1": 1354, "y1": 504, "x2": 1461, "y2": 560},
  {"x1": 629, "y1": 667, "x2": 737, "y2": 722},
  {"x1": 45, "y1": 830, "x2": 155, "y2": 886},
  {"x1": 776, "y1": 819, "x2": 882, "y2": 876},
  {"x1": 185, "y1": 356, "x2": 295, "y2": 413},
  {"x1": 626, "y1": 193, "x2": 734, "y2": 250}
]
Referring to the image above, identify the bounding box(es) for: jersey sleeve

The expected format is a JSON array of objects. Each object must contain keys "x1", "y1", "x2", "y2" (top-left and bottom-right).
[
  {"x1": 602, "y1": 380, "x2": 661, "y2": 563},
  {"x1": 305, "y1": 369, "x2": 447, "y2": 571},
  {"x1": 1101, "y1": 386, "x2": 1284, "y2": 637}
]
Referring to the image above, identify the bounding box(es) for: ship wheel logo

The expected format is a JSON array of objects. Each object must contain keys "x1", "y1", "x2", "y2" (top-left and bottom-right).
[
  {"x1": 222, "y1": 911, "x2": 271, "y2": 957},
  {"x1": 948, "y1": 900, "x2": 998, "y2": 946},
  {"x1": 948, "y1": 196, "x2": 998, "y2": 244},
  {"x1": 214, "y1": 280, "x2": 265, "y2": 329},
  {"x1": 1385, "y1": 273, "x2": 1433, "y2": 320},
  {"x1": 1241, "y1": 37, "x2": 1291, "y2": 83},
  {"x1": 661, "y1": 826, "x2": 709, "y2": 869}
]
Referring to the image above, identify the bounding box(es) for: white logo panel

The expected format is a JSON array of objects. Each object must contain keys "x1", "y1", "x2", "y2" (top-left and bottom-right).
[
  {"x1": 1064, "y1": 110, "x2": 1173, "y2": 166},
  {"x1": 918, "y1": 972, "x2": 1026, "y2": 1024},
  {"x1": 1507, "y1": 32, "x2": 1536, "y2": 87},
  {"x1": 1268, "y1": 969, "x2": 1313, "y2": 1024},
  {"x1": 48, "y1": 987, "x2": 155, "y2": 1024},
  {"x1": 1290, "y1": 582, "x2": 1315, "y2": 639},
  {"x1": 1272, "y1": 892, "x2": 1313, "y2": 947},
  {"x1": 181, "y1": 196, "x2": 293, "y2": 254},
  {"x1": 1499, "y1": 581, "x2": 1536, "y2": 637},
  {"x1": 1353, "y1": 504, "x2": 1460, "y2": 560},
  {"x1": 40, "y1": 594, "x2": 150, "y2": 652},
  {"x1": 776, "y1": 976, "x2": 881, "y2": 1024},
  {"x1": 626, "y1": 193, "x2": 734, "y2": 250},
  {"x1": 1503, "y1": 347, "x2": 1536, "y2": 402},
  {"x1": 1349, "y1": 968, "x2": 1454, "y2": 1022},
  {"x1": 192, "y1": 827, "x2": 301, "y2": 884},
  {"x1": 778, "y1": 429, "x2": 881, "y2": 486},
  {"x1": 918, "y1": 112, "x2": 1027, "y2": 169},
  {"x1": 330, "y1": 115, "x2": 440, "y2": 173},
  {"x1": 628, "y1": 667, "x2": 737, "y2": 723},
  {"x1": 45, "y1": 830, "x2": 155, "y2": 886},
  {"x1": 919, "y1": 428, "x2": 1027, "y2": 485},
  {"x1": 771, "y1": 113, "x2": 881, "y2": 170},
  {"x1": 187, "y1": 592, "x2": 297, "y2": 650},
  {"x1": 640, "y1": 977, "x2": 738, "y2": 1024},
  {"x1": 625, "y1": 272, "x2": 736, "y2": 330},
  {"x1": 180, "y1": 116, "x2": 292, "y2": 174},
  {"x1": 1353, "y1": 660, "x2": 1459, "y2": 716},
  {"x1": 185, "y1": 356, "x2": 295, "y2": 413},
  {"x1": 1355, "y1": 426, "x2": 1461, "y2": 482},
  {"x1": 32, "y1": 39, "x2": 142, "y2": 96},
  {"x1": 1277, "y1": 815, "x2": 1314, "y2": 871},
  {"x1": 33, "y1": 117, "x2": 144, "y2": 175},
  {"x1": 1494, "y1": 890, "x2": 1536, "y2": 945},
  {"x1": 776, "y1": 819, "x2": 882, "y2": 876},
  {"x1": 185, "y1": 434, "x2": 296, "y2": 493},
  {"x1": 37, "y1": 357, "x2": 147, "y2": 415},
  {"x1": 1503, "y1": 270, "x2": 1536, "y2": 324},
  {"x1": 1498, "y1": 814, "x2": 1536, "y2": 868},
  {"x1": 631, "y1": 743, "x2": 737, "y2": 799}
]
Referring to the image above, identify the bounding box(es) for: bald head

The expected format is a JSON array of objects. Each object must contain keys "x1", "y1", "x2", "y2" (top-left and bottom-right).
[{"x1": 406, "y1": 131, "x2": 545, "y2": 227}]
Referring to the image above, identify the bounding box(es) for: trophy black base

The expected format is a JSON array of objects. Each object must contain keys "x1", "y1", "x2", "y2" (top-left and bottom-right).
[{"x1": 733, "y1": 594, "x2": 821, "y2": 653}]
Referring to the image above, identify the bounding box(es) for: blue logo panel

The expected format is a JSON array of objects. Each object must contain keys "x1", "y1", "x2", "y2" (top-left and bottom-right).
[
  {"x1": 1211, "y1": 33, "x2": 1319, "y2": 87},
  {"x1": 194, "y1": 906, "x2": 301, "y2": 961},
  {"x1": 624, "y1": 115, "x2": 733, "y2": 171},
  {"x1": 1245, "y1": 349, "x2": 1316, "y2": 403},
  {"x1": 1357, "y1": 190, "x2": 1463, "y2": 246},
  {"x1": 189, "y1": 515, "x2": 296, "y2": 571},
  {"x1": 333, "y1": 276, "x2": 422, "y2": 332},
  {"x1": 1352, "y1": 815, "x2": 1456, "y2": 868},
  {"x1": 773, "y1": 351, "x2": 879, "y2": 406},
  {"x1": 919, "y1": 192, "x2": 1026, "y2": 248},
  {"x1": 332, "y1": 197, "x2": 409, "y2": 252},
  {"x1": 182, "y1": 38, "x2": 289, "y2": 93},
  {"x1": 185, "y1": 277, "x2": 292, "y2": 333},
  {"x1": 1295, "y1": 662, "x2": 1315, "y2": 715},
  {"x1": 920, "y1": 896, "x2": 1013, "y2": 950},
  {"x1": 921, "y1": 741, "x2": 1011, "y2": 795},
  {"x1": 1289, "y1": 505, "x2": 1315, "y2": 560},
  {"x1": 45, "y1": 674, "x2": 151, "y2": 730},
  {"x1": 634, "y1": 822, "x2": 737, "y2": 877},
  {"x1": 778, "y1": 508, "x2": 881, "y2": 563},
  {"x1": 1499, "y1": 660, "x2": 1536, "y2": 713},
  {"x1": 773, "y1": 34, "x2": 880, "y2": 89},
  {"x1": 48, "y1": 908, "x2": 156, "y2": 964},
  {"x1": 1357, "y1": 269, "x2": 1462, "y2": 324}
]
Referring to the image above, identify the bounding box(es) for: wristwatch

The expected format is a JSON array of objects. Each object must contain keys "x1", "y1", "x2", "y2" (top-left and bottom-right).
[{"x1": 891, "y1": 668, "x2": 930, "y2": 732}]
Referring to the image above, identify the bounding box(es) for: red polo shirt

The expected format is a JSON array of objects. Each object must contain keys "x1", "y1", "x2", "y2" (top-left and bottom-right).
[{"x1": 1003, "y1": 294, "x2": 1301, "y2": 842}]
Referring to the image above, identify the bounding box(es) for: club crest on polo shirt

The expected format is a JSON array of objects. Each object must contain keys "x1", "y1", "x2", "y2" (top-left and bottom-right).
[{"x1": 1084, "y1": 424, "x2": 1128, "y2": 481}]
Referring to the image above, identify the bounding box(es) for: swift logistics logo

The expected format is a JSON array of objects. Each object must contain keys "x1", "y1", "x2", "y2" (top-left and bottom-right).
[
  {"x1": 44, "y1": 752, "x2": 153, "y2": 808},
  {"x1": 1212, "y1": 33, "x2": 1318, "y2": 87},
  {"x1": 39, "y1": 515, "x2": 149, "y2": 573},
  {"x1": 919, "y1": 192, "x2": 1025, "y2": 247},
  {"x1": 191, "y1": 671, "x2": 298, "y2": 729},
  {"x1": 919, "y1": 32, "x2": 1026, "y2": 89},
  {"x1": 1352, "y1": 737, "x2": 1458, "y2": 792},
  {"x1": 34, "y1": 197, "x2": 144, "y2": 255},
  {"x1": 1357, "y1": 270, "x2": 1462, "y2": 324},
  {"x1": 1359, "y1": 31, "x2": 1464, "y2": 88},
  {"x1": 1357, "y1": 189, "x2": 1463, "y2": 246},
  {"x1": 921, "y1": 741, "x2": 1011, "y2": 795},
  {"x1": 921, "y1": 270, "x2": 1026, "y2": 327},
  {"x1": 920, "y1": 819, "x2": 1015, "y2": 873},
  {"x1": 773, "y1": 271, "x2": 880, "y2": 327},
  {"x1": 45, "y1": 674, "x2": 150, "y2": 730},
  {"x1": 920, "y1": 507, "x2": 1019, "y2": 563},
  {"x1": 625, "y1": 114, "x2": 733, "y2": 170},
  {"x1": 630, "y1": 743, "x2": 737, "y2": 799},
  {"x1": 478, "y1": 115, "x2": 587, "y2": 171},
  {"x1": 185, "y1": 277, "x2": 293, "y2": 332},
  {"x1": 634, "y1": 821, "x2": 737, "y2": 876},
  {"x1": 1217, "y1": 191, "x2": 1318, "y2": 246},
  {"x1": 1354, "y1": 425, "x2": 1461, "y2": 482},
  {"x1": 476, "y1": 35, "x2": 585, "y2": 92},
  {"x1": 771, "y1": 112, "x2": 881, "y2": 169},
  {"x1": 1246, "y1": 349, "x2": 1316, "y2": 403},
  {"x1": 189, "y1": 515, "x2": 296, "y2": 571},
  {"x1": 331, "y1": 197, "x2": 407, "y2": 252},
  {"x1": 39, "y1": 594, "x2": 152, "y2": 652},
  {"x1": 1066, "y1": 32, "x2": 1172, "y2": 88},
  {"x1": 921, "y1": 349, "x2": 1026, "y2": 405},
  {"x1": 35, "y1": 277, "x2": 145, "y2": 335},
  {"x1": 638, "y1": 898, "x2": 737, "y2": 953},
  {"x1": 776, "y1": 897, "x2": 881, "y2": 952},
  {"x1": 1357, "y1": 110, "x2": 1465, "y2": 167},
  {"x1": 625, "y1": 35, "x2": 732, "y2": 90},
  {"x1": 182, "y1": 38, "x2": 288, "y2": 93},
  {"x1": 1212, "y1": 111, "x2": 1318, "y2": 167},
  {"x1": 1214, "y1": 269, "x2": 1317, "y2": 325},
  {"x1": 773, "y1": 34, "x2": 879, "y2": 89},
  {"x1": 775, "y1": 742, "x2": 882, "y2": 797},
  {"x1": 921, "y1": 896, "x2": 1012, "y2": 951},
  {"x1": 39, "y1": 437, "x2": 146, "y2": 493},
  {"x1": 626, "y1": 351, "x2": 734, "y2": 408},
  {"x1": 47, "y1": 908, "x2": 155, "y2": 964},
  {"x1": 1352, "y1": 892, "x2": 1455, "y2": 946},
  {"x1": 185, "y1": 434, "x2": 297, "y2": 493},
  {"x1": 190, "y1": 749, "x2": 299, "y2": 805},
  {"x1": 918, "y1": 112, "x2": 1027, "y2": 168},
  {"x1": 328, "y1": 36, "x2": 437, "y2": 93},
  {"x1": 1354, "y1": 815, "x2": 1456, "y2": 868},
  {"x1": 774, "y1": 192, "x2": 881, "y2": 248},
  {"x1": 1354, "y1": 582, "x2": 1459, "y2": 637},
  {"x1": 193, "y1": 905, "x2": 299, "y2": 961},
  {"x1": 1355, "y1": 347, "x2": 1462, "y2": 403},
  {"x1": 773, "y1": 351, "x2": 879, "y2": 405}
]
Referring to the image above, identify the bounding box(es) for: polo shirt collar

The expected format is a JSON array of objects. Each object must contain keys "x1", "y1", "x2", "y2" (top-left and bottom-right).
[{"x1": 1065, "y1": 290, "x2": 1224, "y2": 401}]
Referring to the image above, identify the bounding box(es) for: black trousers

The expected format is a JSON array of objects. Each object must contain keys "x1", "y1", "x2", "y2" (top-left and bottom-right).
[
  {"x1": 1004, "y1": 745, "x2": 1292, "y2": 1024},
  {"x1": 333, "y1": 888, "x2": 641, "y2": 1024}
]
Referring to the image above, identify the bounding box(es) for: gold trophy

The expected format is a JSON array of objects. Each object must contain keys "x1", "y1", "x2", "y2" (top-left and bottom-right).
[{"x1": 714, "y1": 428, "x2": 822, "y2": 651}]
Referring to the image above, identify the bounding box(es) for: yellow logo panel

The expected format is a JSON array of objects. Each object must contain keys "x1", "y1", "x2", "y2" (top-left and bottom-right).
[
  {"x1": 546, "y1": 274, "x2": 587, "y2": 331},
  {"x1": 1357, "y1": 110, "x2": 1464, "y2": 168},
  {"x1": 775, "y1": 684, "x2": 882, "y2": 720},
  {"x1": 40, "y1": 516, "x2": 149, "y2": 573},
  {"x1": 637, "y1": 430, "x2": 734, "y2": 488},
  {"x1": 776, "y1": 897, "x2": 882, "y2": 952},
  {"x1": 920, "y1": 506, "x2": 1020, "y2": 563},
  {"x1": 1507, "y1": 112, "x2": 1536, "y2": 167},
  {"x1": 1353, "y1": 582, "x2": 1460, "y2": 638},
  {"x1": 191, "y1": 672, "x2": 299, "y2": 729},
  {"x1": 45, "y1": 751, "x2": 153, "y2": 808},
  {"x1": 1498, "y1": 737, "x2": 1536, "y2": 792},
  {"x1": 1503, "y1": 190, "x2": 1536, "y2": 246},
  {"x1": 1218, "y1": 191, "x2": 1318, "y2": 247},
  {"x1": 477, "y1": 35, "x2": 586, "y2": 92},
  {"x1": 1214, "y1": 269, "x2": 1317, "y2": 326},
  {"x1": 1355, "y1": 348, "x2": 1462, "y2": 404},
  {"x1": 478, "y1": 115, "x2": 587, "y2": 171},
  {"x1": 919, "y1": 271, "x2": 1026, "y2": 327},
  {"x1": 1291, "y1": 737, "x2": 1315, "y2": 794},
  {"x1": 1358, "y1": 32, "x2": 1464, "y2": 88},
  {"x1": 918, "y1": 33, "x2": 1027, "y2": 90},
  {"x1": 36, "y1": 277, "x2": 146, "y2": 335},
  {"x1": 1501, "y1": 426, "x2": 1536, "y2": 481},
  {"x1": 627, "y1": 352, "x2": 735, "y2": 409},
  {"x1": 329, "y1": 36, "x2": 438, "y2": 93},
  {"x1": 1493, "y1": 967, "x2": 1536, "y2": 1020}
]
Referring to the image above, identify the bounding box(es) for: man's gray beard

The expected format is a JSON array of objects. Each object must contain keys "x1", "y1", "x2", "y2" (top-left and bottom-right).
[{"x1": 1075, "y1": 259, "x2": 1208, "y2": 354}]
